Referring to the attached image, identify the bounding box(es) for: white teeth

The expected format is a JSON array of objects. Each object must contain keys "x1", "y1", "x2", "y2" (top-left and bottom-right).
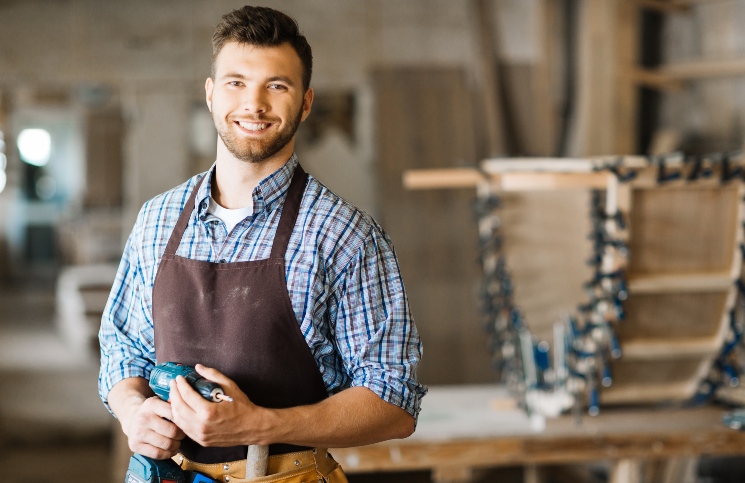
[{"x1": 238, "y1": 121, "x2": 268, "y2": 131}]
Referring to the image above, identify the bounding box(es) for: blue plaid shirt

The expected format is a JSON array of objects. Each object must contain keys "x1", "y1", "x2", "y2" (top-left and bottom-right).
[{"x1": 98, "y1": 154, "x2": 426, "y2": 420}]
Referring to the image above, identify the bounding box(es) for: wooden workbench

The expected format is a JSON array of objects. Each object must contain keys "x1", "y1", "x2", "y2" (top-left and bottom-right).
[{"x1": 330, "y1": 385, "x2": 745, "y2": 482}]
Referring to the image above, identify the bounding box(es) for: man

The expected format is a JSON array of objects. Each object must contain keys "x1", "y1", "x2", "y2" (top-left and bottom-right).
[{"x1": 98, "y1": 5, "x2": 426, "y2": 483}]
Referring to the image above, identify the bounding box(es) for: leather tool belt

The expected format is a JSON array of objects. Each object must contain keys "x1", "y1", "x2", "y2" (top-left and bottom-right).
[{"x1": 173, "y1": 448, "x2": 348, "y2": 483}]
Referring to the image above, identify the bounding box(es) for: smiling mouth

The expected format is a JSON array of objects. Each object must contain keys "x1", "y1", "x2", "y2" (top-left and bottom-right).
[{"x1": 236, "y1": 120, "x2": 272, "y2": 132}]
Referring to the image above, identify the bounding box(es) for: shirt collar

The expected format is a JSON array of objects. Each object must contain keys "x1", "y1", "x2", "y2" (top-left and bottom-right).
[{"x1": 195, "y1": 154, "x2": 299, "y2": 219}]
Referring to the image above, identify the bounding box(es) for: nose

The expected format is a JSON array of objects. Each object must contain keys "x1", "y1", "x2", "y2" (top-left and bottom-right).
[{"x1": 242, "y1": 86, "x2": 268, "y2": 114}]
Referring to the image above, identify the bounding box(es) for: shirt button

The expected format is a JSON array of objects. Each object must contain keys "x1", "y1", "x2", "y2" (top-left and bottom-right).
[{"x1": 219, "y1": 259, "x2": 227, "y2": 263}]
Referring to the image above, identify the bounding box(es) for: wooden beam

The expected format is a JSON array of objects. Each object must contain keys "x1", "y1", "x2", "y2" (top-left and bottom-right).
[
  {"x1": 633, "y1": 58, "x2": 745, "y2": 89},
  {"x1": 632, "y1": 0, "x2": 692, "y2": 13},
  {"x1": 634, "y1": 0, "x2": 733, "y2": 12},
  {"x1": 621, "y1": 338, "x2": 722, "y2": 359},
  {"x1": 626, "y1": 67, "x2": 686, "y2": 91},
  {"x1": 497, "y1": 172, "x2": 610, "y2": 191},
  {"x1": 403, "y1": 169, "x2": 610, "y2": 191},
  {"x1": 402, "y1": 168, "x2": 484, "y2": 190}
]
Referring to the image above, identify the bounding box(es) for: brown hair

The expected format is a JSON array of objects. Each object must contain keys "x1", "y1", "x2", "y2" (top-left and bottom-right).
[{"x1": 211, "y1": 5, "x2": 313, "y2": 90}]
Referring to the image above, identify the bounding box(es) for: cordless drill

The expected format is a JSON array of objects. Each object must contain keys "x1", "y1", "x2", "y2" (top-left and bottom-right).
[
  {"x1": 124, "y1": 362, "x2": 231, "y2": 483},
  {"x1": 149, "y1": 362, "x2": 233, "y2": 403}
]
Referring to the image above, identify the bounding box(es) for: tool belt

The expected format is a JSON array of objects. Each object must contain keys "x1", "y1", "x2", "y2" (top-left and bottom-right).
[{"x1": 173, "y1": 448, "x2": 347, "y2": 483}]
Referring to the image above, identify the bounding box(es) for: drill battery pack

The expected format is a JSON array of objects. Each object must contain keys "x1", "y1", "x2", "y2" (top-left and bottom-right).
[
  {"x1": 125, "y1": 453, "x2": 218, "y2": 483},
  {"x1": 126, "y1": 454, "x2": 185, "y2": 483}
]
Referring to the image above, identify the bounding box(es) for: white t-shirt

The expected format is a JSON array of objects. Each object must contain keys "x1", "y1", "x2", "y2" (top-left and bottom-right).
[{"x1": 208, "y1": 196, "x2": 253, "y2": 234}]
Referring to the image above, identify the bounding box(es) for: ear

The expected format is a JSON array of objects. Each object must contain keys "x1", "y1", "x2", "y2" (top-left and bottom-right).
[
  {"x1": 205, "y1": 77, "x2": 214, "y2": 112},
  {"x1": 300, "y1": 87, "x2": 314, "y2": 123}
]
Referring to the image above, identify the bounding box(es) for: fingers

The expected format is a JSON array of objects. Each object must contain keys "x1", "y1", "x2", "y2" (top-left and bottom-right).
[
  {"x1": 125, "y1": 396, "x2": 185, "y2": 459},
  {"x1": 147, "y1": 395, "x2": 175, "y2": 421},
  {"x1": 171, "y1": 376, "x2": 208, "y2": 412},
  {"x1": 194, "y1": 364, "x2": 233, "y2": 388}
]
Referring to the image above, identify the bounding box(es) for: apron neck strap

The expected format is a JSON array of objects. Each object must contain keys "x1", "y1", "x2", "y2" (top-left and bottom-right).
[
  {"x1": 164, "y1": 173, "x2": 208, "y2": 257},
  {"x1": 271, "y1": 164, "x2": 307, "y2": 259}
]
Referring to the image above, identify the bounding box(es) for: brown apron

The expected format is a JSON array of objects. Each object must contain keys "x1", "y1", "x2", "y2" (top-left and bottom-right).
[{"x1": 152, "y1": 165, "x2": 332, "y2": 465}]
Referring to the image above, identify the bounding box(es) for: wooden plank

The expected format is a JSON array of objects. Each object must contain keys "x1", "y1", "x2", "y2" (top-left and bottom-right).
[
  {"x1": 619, "y1": 291, "x2": 730, "y2": 340},
  {"x1": 373, "y1": 67, "x2": 491, "y2": 386},
  {"x1": 633, "y1": 0, "x2": 731, "y2": 14},
  {"x1": 632, "y1": 0, "x2": 691, "y2": 13},
  {"x1": 627, "y1": 186, "x2": 740, "y2": 274},
  {"x1": 636, "y1": 58, "x2": 745, "y2": 85},
  {"x1": 482, "y1": 156, "x2": 652, "y2": 172},
  {"x1": 498, "y1": 172, "x2": 609, "y2": 191},
  {"x1": 603, "y1": 357, "x2": 714, "y2": 403},
  {"x1": 626, "y1": 67, "x2": 686, "y2": 91},
  {"x1": 84, "y1": 106, "x2": 123, "y2": 208},
  {"x1": 621, "y1": 339, "x2": 724, "y2": 359},
  {"x1": 403, "y1": 169, "x2": 610, "y2": 191},
  {"x1": 627, "y1": 271, "x2": 734, "y2": 293},
  {"x1": 601, "y1": 381, "x2": 703, "y2": 404},
  {"x1": 402, "y1": 168, "x2": 484, "y2": 190}
]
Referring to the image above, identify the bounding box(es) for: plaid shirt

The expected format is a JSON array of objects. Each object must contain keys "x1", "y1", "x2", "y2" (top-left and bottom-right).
[{"x1": 98, "y1": 154, "x2": 426, "y2": 420}]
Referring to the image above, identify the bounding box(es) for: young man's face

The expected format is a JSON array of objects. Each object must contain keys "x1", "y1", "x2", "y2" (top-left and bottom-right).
[{"x1": 206, "y1": 41, "x2": 313, "y2": 165}]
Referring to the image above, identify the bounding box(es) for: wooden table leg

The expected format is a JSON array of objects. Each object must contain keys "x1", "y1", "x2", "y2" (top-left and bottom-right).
[
  {"x1": 659, "y1": 457, "x2": 698, "y2": 483},
  {"x1": 432, "y1": 466, "x2": 475, "y2": 482},
  {"x1": 610, "y1": 459, "x2": 642, "y2": 483},
  {"x1": 523, "y1": 464, "x2": 546, "y2": 483}
]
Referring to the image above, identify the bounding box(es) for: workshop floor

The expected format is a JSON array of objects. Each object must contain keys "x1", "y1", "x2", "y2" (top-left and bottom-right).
[{"x1": 0, "y1": 282, "x2": 112, "y2": 483}]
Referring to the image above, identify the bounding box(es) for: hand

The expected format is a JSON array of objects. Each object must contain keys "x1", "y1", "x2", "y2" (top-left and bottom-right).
[
  {"x1": 120, "y1": 395, "x2": 185, "y2": 459},
  {"x1": 169, "y1": 364, "x2": 268, "y2": 447}
]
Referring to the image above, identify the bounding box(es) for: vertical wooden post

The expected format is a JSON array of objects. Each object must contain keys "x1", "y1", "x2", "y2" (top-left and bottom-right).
[
  {"x1": 469, "y1": 0, "x2": 507, "y2": 156},
  {"x1": 615, "y1": 0, "x2": 641, "y2": 154}
]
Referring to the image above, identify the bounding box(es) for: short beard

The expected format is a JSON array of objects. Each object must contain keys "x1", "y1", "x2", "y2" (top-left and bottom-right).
[{"x1": 217, "y1": 106, "x2": 303, "y2": 164}]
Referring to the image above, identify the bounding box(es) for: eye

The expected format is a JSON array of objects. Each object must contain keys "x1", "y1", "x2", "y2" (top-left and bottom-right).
[
  {"x1": 268, "y1": 83, "x2": 288, "y2": 91},
  {"x1": 228, "y1": 81, "x2": 244, "y2": 87}
]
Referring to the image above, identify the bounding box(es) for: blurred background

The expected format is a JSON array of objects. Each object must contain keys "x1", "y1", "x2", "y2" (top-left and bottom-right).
[{"x1": 1, "y1": 0, "x2": 744, "y2": 482}]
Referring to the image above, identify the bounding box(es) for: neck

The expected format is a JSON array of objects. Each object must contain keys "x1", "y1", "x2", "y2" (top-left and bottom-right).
[{"x1": 212, "y1": 140, "x2": 294, "y2": 209}]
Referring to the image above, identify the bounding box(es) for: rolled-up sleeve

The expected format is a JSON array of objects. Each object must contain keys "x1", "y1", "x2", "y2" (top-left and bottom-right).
[
  {"x1": 334, "y1": 227, "x2": 427, "y2": 422},
  {"x1": 98, "y1": 215, "x2": 156, "y2": 414}
]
